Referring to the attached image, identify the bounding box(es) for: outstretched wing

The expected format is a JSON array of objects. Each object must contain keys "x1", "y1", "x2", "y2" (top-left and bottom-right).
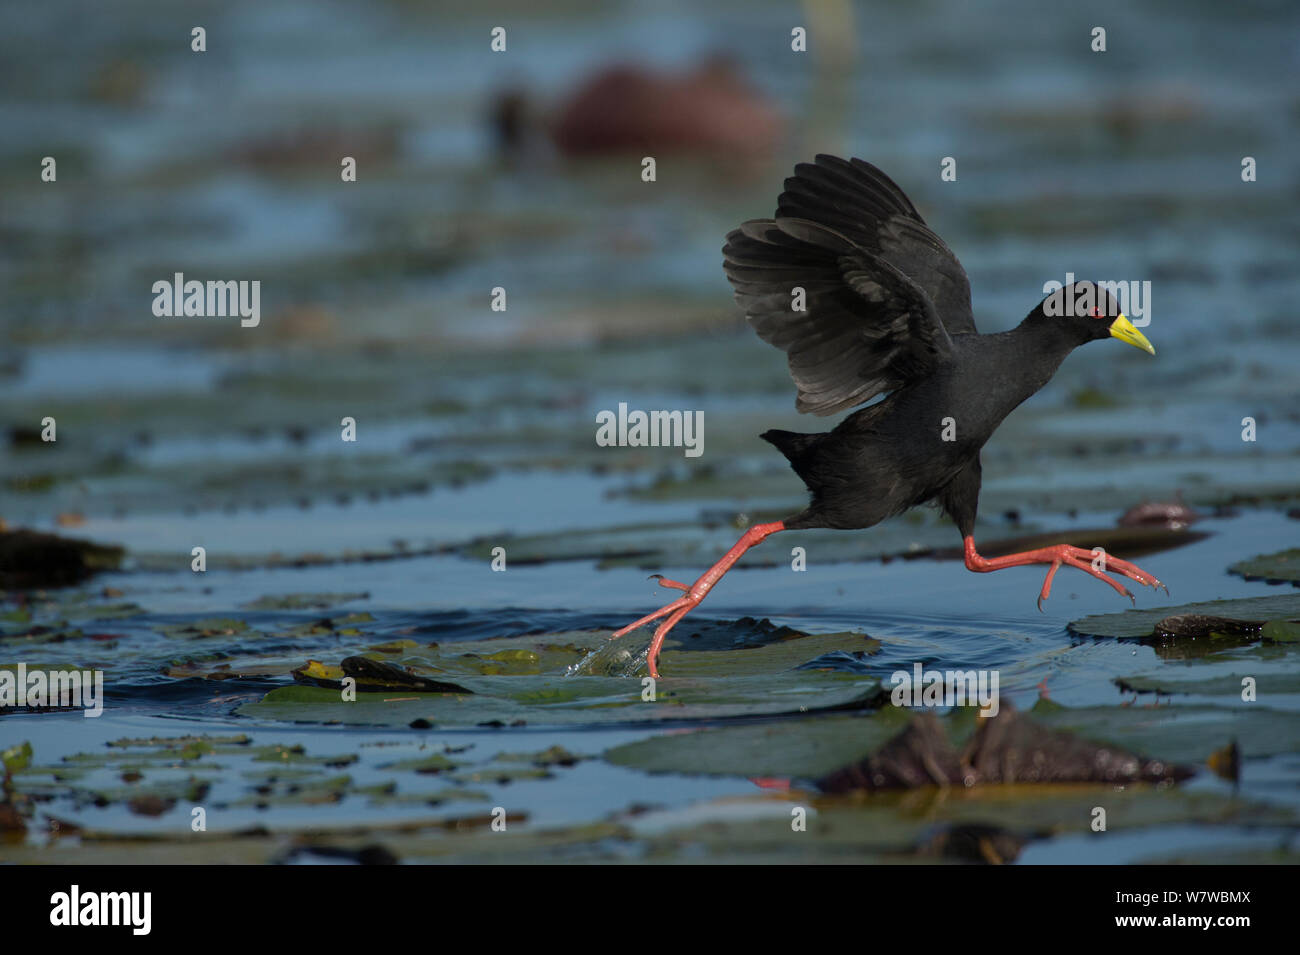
[
  {"x1": 722, "y1": 155, "x2": 976, "y2": 417},
  {"x1": 724, "y1": 217, "x2": 953, "y2": 416},
  {"x1": 776, "y1": 155, "x2": 976, "y2": 337}
]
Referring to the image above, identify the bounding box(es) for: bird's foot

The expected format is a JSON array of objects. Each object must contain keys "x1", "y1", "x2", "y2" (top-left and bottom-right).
[
  {"x1": 612, "y1": 521, "x2": 786, "y2": 677},
  {"x1": 610, "y1": 589, "x2": 704, "y2": 678},
  {"x1": 1032, "y1": 544, "x2": 1165, "y2": 607},
  {"x1": 964, "y1": 536, "x2": 1166, "y2": 609}
]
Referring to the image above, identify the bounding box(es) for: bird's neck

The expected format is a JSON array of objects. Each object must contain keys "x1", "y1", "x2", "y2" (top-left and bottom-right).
[{"x1": 1005, "y1": 314, "x2": 1086, "y2": 396}]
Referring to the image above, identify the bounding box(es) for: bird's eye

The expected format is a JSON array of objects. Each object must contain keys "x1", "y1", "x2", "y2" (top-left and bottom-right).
[{"x1": 1090, "y1": 307, "x2": 1105, "y2": 320}]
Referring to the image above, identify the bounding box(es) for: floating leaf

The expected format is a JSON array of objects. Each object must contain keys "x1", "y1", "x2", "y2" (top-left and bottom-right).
[
  {"x1": 1069, "y1": 594, "x2": 1300, "y2": 641},
  {"x1": 239, "y1": 671, "x2": 882, "y2": 728},
  {"x1": 380, "y1": 754, "x2": 460, "y2": 774},
  {"x1": 155, "y1": 617, "x2": 252, "y2": 639},
  {"x1": 1229, "y1": 548, "x2": 1300, "y2": 585},
  {"x1": 1, "y1": 741, "x2": 33, "y2": 773},
  {"x1": 493, "y1": 746, "x2": 583, "y2": 767},
  {"x1": 291, "y1": 656, "x2": 473, "y2": 694},
  {"x1": 607, "y1": 710, "x2": 910, "y2": 778},
  {"x1": 242, "y1": 592, "x2": 370, "y2": 611}
]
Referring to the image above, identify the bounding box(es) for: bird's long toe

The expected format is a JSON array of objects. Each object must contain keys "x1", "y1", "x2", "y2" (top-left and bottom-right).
[
  {"x1": 611, "y1": 596, "x2": 690, "y2": 639},
  {"x1": 1062, "y1": 553, "x2": 1135, "y2": 603},
  {"x1": 1103, "y1": 556, "x2": 1165, "y2": 592},
  {"x1": 645, "y1": 603, "x2": 697, "y2": 678},
  {"x1": 648, "y1": 574, "x2": 690, "y2": 592},
  {"x1": 1035, "y1": 561, "x2": 1063, "y2": 610},
  {"x1": 612, "y1": 592, "x2": 707, "y2": 676}
]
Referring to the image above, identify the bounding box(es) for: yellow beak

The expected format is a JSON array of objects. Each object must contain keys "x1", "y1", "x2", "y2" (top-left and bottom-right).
[{"x1": 1109, "y1": 314, "x2": 1155, "y2": 355}]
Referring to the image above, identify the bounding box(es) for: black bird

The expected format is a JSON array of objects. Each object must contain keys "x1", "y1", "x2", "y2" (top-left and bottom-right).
[{"x1": 614, "y1": 155, "x2": 1164, "y2": 677}]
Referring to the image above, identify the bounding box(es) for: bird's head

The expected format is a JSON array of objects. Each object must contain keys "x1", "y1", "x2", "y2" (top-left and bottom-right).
[{"x1": 1034, "y1": 281, "x2": 1155, "y2": 355}]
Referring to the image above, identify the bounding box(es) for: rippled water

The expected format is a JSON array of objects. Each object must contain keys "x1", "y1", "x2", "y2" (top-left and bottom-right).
[{"x1": 2, "y1": 0, "x2": 1298, "y2": 863}]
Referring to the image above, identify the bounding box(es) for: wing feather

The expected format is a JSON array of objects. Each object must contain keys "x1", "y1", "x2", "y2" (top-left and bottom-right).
[{"x1": 723, "y1": 155, "x2": 977, "y2": 416}]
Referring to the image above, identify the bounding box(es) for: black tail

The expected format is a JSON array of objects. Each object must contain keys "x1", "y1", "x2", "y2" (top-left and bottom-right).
[{"x1": 761, "y1": 429, "x2": 822, "y2": 483}]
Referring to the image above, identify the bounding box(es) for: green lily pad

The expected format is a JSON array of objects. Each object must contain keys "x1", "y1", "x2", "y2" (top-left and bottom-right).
[
  {"x1": 155, "y1": 617, "x2": 254, "y2": 639},
  {"x1": 1117, "y1": 672, "x2": 1300, "y2": 696},
  {"x1": 107, "y1": 734, "x2": 251, "y2": 750},
  {"x1": 380, "y1": 754, "x2": 461, "y2": 774},
  {"x1": 1069, "y1": 594, "x2": 1300, "y2": 641},
  {"x1": 570, "y1": 624, "x2": 881, "y2": 678},
  {"x1": 237, "y1": 669, "x2": 883, "y2": 728},
  {"x1": 624, "y1": 786, "x2": 1293, "y2": 864},
  {"x1": 1031, "y1": 701, "x2": 1300, "y2": 761},
  {"x1": 242, "y1": 592, "x2": 370, "y2": 611},
  {"x1": 493, "y1": 746, "x2": 584, "y2": 767},
  {"x1": 364, "y1": 787, "x2": 489, "y2": 808},
  {"x1": 1229, "y1": 548, "x2": 1300, "y2": 585},
  {"x1": 610, "y1": 699, "x2": 1300, "y2": 780},
  {"x1": 250, "y1": 743, "x2": 358, "y2": 767},
  {"x1": 2, "y1": 741, "x2": 33, "y2": 773},
  {"x1": 291, "y1": 657, "x2": 473, "y2": 694},
  {"x1": 1114, "y1": 643, "x2": 1300, "y2": 697},
  {"x1": 1140, "y1": 845, "x2": 1300, "y2": 864},
  {"x1": 233, "y1": 774, "x2": 353, "y2": 808},
  {"x1": 607, "y1": 710, "x2": 913, "y2": 778}
]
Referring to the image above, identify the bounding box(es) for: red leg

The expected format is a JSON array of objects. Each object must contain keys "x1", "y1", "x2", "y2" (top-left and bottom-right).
[
  {"x1": 612, "y1": 521, "x2": 786, "y2": 677},
  {"x1": 963, "y1": 535, "x2": 1167, "y2": 610}
]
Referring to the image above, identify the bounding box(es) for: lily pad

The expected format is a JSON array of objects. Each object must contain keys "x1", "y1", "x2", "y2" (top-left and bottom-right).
[
  {"x1": 242, "y1": 592, "x2": 370, "y2": 611},
  {"x1": 2, "y1": 741, "x2": 33, "y2": 773},
  {"x1": 1031, "y1": 700, "x2": 1300, "y2": 762},
  {"x1": 291, "y1": 656, "x2": 473, "y2": 694},
  {"x1": 1229, "y1": 549, "x2": 1300, "y2": 586},
  {"x1": 570, "y1": 624, "x2": 881, "y2": 678},
  {"x1": 237, "y1": 670, "x2": 883, "y2": 728},
  {"x1": 1069, "y1": 593, "x2": 1300, "y2": 641},
  {"x1": 155, "y1": 617, "x2": 254, "y2": 640},
  {"x1": 609, "y1": 699, "x2": 1300, "y2": 779},
  {"x1": 607, "y1": 710, "x2": 912, "y2": 778},
  {"x1": 1114, "y1": 643, "x2": 1300, "y2": 698},
  {"x1": 621, "y1": 787, "x2": 1293, "y2": 864}
]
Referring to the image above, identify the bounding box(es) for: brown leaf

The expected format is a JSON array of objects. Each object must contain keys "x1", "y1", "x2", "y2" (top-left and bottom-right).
[{"x1": 817, "y1": 706, "x2": 1195, "y2": 793}]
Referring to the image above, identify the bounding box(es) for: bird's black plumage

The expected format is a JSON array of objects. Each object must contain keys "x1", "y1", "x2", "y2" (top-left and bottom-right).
[
  {"x1": 723, "y1": 154, "x2": 1131, "y2": 536},
  {"x1": 615, "y1": 154, "x2": 1161, "y2": 678}
]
